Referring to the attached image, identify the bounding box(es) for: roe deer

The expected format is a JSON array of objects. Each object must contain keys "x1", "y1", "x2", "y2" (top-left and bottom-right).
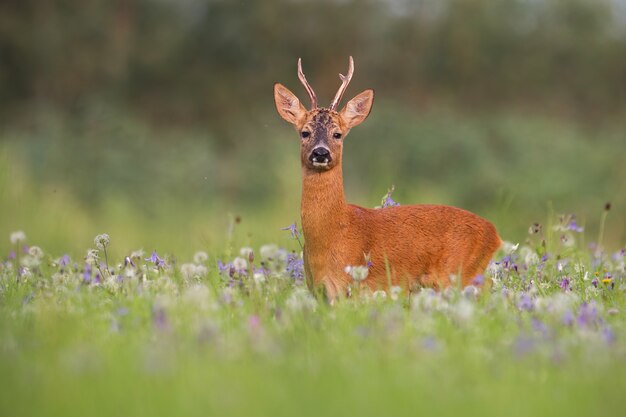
[{"x1": 274, "y1": 57, "x2": 501, "y2": 299}]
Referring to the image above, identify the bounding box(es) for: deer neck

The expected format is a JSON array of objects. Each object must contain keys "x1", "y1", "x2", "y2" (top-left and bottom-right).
[{"x1": 300, "y1": 165, "x2": 348, "y2": 248}]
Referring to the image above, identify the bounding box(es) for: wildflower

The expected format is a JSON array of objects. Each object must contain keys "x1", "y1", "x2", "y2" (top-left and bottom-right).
[
  {"x1": 85, "y1": 249, "x2": 99, "y2": 265},
  {"x1": 83, "y1": 264, "x2": 92, "y2": 283},
  {"x1": 517, "y1": 293, "x2": 534, "y2": 311},
  {"x1": 513, "y1": 335, "x2": 535, "y2": 357},
  {"x1": 532, "y1": 318, "x2": 549, "y2": 336},
  {"x1": 285, "y1": 288, "x2": 318, "y2": 312},
  {"x1": 462, "y1": 285, "x2": 478, "y2": 299},
  {"x1": 285, "y1": 252, "x2": 304, "y2": 280},
  {"x1": 240, "y1": 247, "x2": 254, "y2": 263},
  {"x1": 58, "y1": 254, "x2": 70, "y2": 268},
  {"x1": 567, "y1": 220, "x2": 584, "y2": 233},
  {"x1": 10, "y1": 231, "x2": 26, "y2": 245},
  {"x1": 390, "y1": 286, "x2": 403, "y2": 301},
  {"x1": 472, "y1": 274, "x2": 485, "y2": 286},
  {"x1": 562, "y1": 310, "x2": 574, "y2": 326},
  {"x1": 602, "y1": 327, "x2": 615, "y2": 344},
  {"x1": 145, "y1": 250, "x2": 167, "y2": 268},
  {"x1": 559, "y1": 278, "x2": 570, "y2": 291},
  {"x1": 376, "y1": 185, "x2": 400, "y2": 208},
  {"x1": 28, "y1": 246, "x2": 44, "y2": 259},
  {"x1": 345, "y1": 265, "x2": 369, "y2": 282},
  {"x1": 577, "y1": 302, "x2": 599, "y2": 327},
  {"x1": 281, "y1": 223, "x2": 301, "y2": 240},
  {"x1": 152, "y1": 306, "x2": 169, "y2": 331},
  {"x1": 217, "y1": 260, "x2": 234, "y2": 277},
  {"x1": 193, "y1": 251, "x2": 209, "y2": 264},
  {"x1": 232, "y1": 257, "x2": 248, "y2": 274},
  {"x1": 94, "y1": 234, "x2": 110, "y2": 250},
  {"x1": 372, "y1": 290, "x2": 387, "y2": 300},
  {"x1": 123, "y1": 256, "x2": 135, "y2": 268},
  {"x1": 452, "y1": 299, "x2": 474, "y2": 324},
  {"x1": 181, "y1": 263, "x2": 198, "y2": 280},
  {"x1": 260, "y1": 244, "x2": 279, "y2": 261}
]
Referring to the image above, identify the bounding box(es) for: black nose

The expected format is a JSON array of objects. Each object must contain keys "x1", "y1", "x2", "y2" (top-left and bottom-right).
[{"x1": 309, "y1": 147, "x2": 332, "y2": 164}]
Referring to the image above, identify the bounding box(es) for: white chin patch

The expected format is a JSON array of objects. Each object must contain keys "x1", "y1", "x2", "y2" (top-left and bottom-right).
[{"x1": 312, "y1": 161, "x2": 329, "y2": 168}]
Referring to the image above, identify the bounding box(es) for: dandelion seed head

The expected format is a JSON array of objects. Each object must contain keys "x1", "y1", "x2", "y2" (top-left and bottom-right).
[
  {"x1": 94, "y1": 234, "x2": 110, "y2": 250},
  {"x1": 28, "y1": 246, "x2": 44, "y2": 259},
  {"x1": 193, "y1": 251, "x2": 209, "y2": 264},
  {"x1": 10, "y1": 231, "x2": 26, "y2": 245},
  {"x1": 345, "y1": 265, "x2": 369, "y2": 282}
]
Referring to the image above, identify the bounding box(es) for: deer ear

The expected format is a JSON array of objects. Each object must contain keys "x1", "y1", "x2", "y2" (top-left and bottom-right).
[
  {"x1": 339, "y1": 89, "x2": 374, "y2": 129},
  {"x1": 274, "y1": 83, "x2": 307, "y2": 125}
]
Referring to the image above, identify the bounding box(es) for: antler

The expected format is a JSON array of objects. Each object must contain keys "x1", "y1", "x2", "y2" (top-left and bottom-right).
[
  {"x1": 297, "y1": 58, "x2": 318, "y2": 109},
  {"x1": 329, "y1": 56, "x2": 354, "y2": 111}
]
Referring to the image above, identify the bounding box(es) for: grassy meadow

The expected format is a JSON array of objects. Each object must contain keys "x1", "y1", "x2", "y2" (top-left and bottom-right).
[{"x1": 1, "y1": 109, "x2": 626, "y2": 416}]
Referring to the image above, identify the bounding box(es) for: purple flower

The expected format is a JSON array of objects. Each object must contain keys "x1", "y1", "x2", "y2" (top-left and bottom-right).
[
  {"x1": 567, "y1": 220, "x2": 584, "y2": 233},
  {"x1": 281, "y1": 222, "x2": 301, "y2": 239},
  {"x1": 217, "y1": 260, "x2": 235, "y2": 277},
  {"x1": 124, "y1": 256, "x2": 135, "y2": 268},
  {"x1": 59, "y1": 254, "x2": 70, "y2": 268},
  {"x1": 83, "y1": 264, "x2": 92, "y2": 283},
  {"x1": 532, "y1": 318, "x2": 549, "y2": 336},
  {"x1": 472, "y1": 275, "x2": 485, "y2": 285},
  {"x1": 517, "y1": 293, "x2": 533, "y2": 311},
  {"x1": 592, "y1": 276, "x2": 599, "y2": 288},
  {"x1": 285, "y1": 252, "x2": 304, "y2": 280},
  {"x1": 513, "y1": 335, "x2": 535, "y2": 357},
  {"x1": 382, "y1": 194, "x2": 399, "y2": 208},
  {"x1": 559, "y1": 278, "x2": 570, "y2": 291},
  {"x1": 602, "y1": 327, "x2": 615, "y2": 344},
  {"x1": 8, "y1": 250, "x2": 15, "y2": 260},
  {"x1": 152, "y1": 306, "x2": 168, "y2": 331},
  {"x1": 577, "y1": 302, "x2": 599, "y2": 327},
  {"x1": 146, "y1": 250, "x2": 167, "y2": 268},
  {"x1": 562, "y1": 310, "x2": 574, "y2": 326}
]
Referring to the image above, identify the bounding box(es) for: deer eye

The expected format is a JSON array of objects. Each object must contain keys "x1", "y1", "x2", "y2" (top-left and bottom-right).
[
  {"x1": 301, "y1": 131, "x2": 310, "y2": 138},
  {"x1": 333, "y1": 132, "x2": 342, "y2": 139}
]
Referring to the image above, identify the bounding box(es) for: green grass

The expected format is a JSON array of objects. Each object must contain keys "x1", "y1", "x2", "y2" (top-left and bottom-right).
[
  {"x1": 1, "y1": 109, "x2": 625, "y2": 416},
  {"x1": 0, "y1": 222, "x2": 625, "y2": 417}
]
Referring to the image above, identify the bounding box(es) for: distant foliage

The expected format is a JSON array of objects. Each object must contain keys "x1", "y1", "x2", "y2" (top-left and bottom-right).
[{"x1": 1, "y1": 0, "x2": 624, "y2": 127}]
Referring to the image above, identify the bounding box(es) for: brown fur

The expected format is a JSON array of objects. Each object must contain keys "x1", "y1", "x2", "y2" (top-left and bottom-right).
[{"x1": 274, "y1": 71, "x2": 501, "y2": 300}]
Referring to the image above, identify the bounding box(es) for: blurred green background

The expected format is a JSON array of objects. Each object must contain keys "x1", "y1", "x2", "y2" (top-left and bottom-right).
[{"x1": 1, "y1": 0, "x2": 625, "y2": 258}]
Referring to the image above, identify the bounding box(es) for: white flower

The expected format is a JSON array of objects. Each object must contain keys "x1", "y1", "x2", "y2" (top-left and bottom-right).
[
  {"x1": 21, "y1": 255, "x2": 40, "y2": 268},
  {"x1": 253, "y1": 272, "x2": 266, "y2": 285},
  {"x1": 260, "y1": 244, "x2": 279, "y2": 261},
  {"x1": 240, "y1": 247, "x2": 254, "y2": 259},
  {"x1": 130, "y1": 249, "x2": 145, "y2": 259},
  {"x1": 94, "y1": 234, "x2": 110, "y2": 250},
  {"x1": 285, "y1": 288, "x2": 317, "y2": 312},
  {"x1": 181, "y1": 263, "x2": 198, "y2": 279},
  {"x1": 452, "y1": 299, "x2": 475, "y2": 324},
  {"x1": 390, "y1": 286, "x2": 403, "y2": 301},
  {"x1": 193, "y1": 251, "x2": 209, "y2": 264},
  {"x1": 10, "y1": 231, "x2": 26, "y2": 245},
  {"x1": 195, "y1": 265, "x2": 208, "y2": 277},
  {"x1": 372, "y1": 290, "x2": 387, "y2": 300},
  {"x1": 28, "y1": 246, "x2": 44, "y2": 259},
  {"x1": 344, "y1": 265, "x2": 369, "y2": 282},
  {"x1": 20, "y1": 267, "x2": 32, "y2": 280},
  {"x1": 502, "y1": 241, "x2": 519, "y2": 253},
  {"x1": 183, "y1": 284, "x2": 211, "y2": 311},
  {"x1": 85, "y1": 249, "x2": 99, "y2": 265},
  {"x1": 232, "y1": 257, "x2": 248, "y2": 272}
]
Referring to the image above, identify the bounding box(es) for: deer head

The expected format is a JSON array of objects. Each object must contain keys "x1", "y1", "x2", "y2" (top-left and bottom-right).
[{"x1": 274, "y1": 57, "x2": 374, "y2": 172}]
